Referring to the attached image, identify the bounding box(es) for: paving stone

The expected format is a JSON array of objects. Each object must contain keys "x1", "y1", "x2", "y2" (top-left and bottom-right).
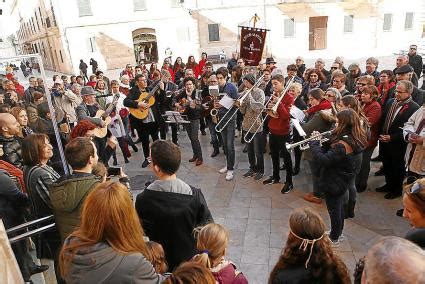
[
  {"x1": 241, "y1": 246, "x2": 270, "y2": 265},
  {"x1": 239, "y1": 263, "x2": 269, "y2": 284}
]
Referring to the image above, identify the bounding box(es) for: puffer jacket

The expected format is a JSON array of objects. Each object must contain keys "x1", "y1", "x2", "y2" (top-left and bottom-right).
[
  {"x1": 62, "y1": 237, "x2": 164, "y2": 284},
  {"x1": 0, "y1": 135, "x2": 23, "y2": 169},
  {"x1": 310, "y1": 135, "x2": 360, "y2": 197},
  {"x1": 49, "y1": 173, "x2": 100, "y2": 243}
]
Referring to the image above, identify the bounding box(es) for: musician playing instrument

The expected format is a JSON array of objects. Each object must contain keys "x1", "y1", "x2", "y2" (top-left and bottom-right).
[
  {"x1": 237, "y1": 73, "x2": 265, "y2": 180},
  {"x1": 76, "y1": 86, "x2": 108, "y2": 163},
  {"x1": 158, "y1": 69, "x2": 179, "y2": 145},
  {"x1": 214, "y1": 67, "x2": 239, "y2": 181},
  {"x1": 202, "y1": 74, "x2": 222, "y2": 157},
  {"x1": 174, "y1": 77, "x2": 204, "y2": 166},
  {"x1": 123, "y1": 74, "x2": 162, "y2": 168},
  {"x1": 263, "y1": 74, "x2": 294, "y2": 194}
]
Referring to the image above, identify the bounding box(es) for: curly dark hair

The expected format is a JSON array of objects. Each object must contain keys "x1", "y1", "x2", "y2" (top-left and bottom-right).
[
  {"x1": 269, "y1": 208, "x2": 351, "y2": 284},
  {"x1": 306, "y1": 68, "x2": 327, "y2": 83}
]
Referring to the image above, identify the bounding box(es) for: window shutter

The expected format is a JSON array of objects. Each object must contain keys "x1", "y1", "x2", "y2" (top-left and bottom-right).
[
  {"x1": 405, "y1": 12, "x2": 414, "y2": 29},
  {"x1": 343, "y1": 15, "x2": 353, "y2": 33},
  {"x1": 134, "y1": 0, "x2": 146, "y2": 11},
  {"x1": 77, "y1": 0, "x2": 93, "y2": 17},
  {"x1": 284, "y1": 18, "x2": 295, "y2": 37},
  {"x1": 383, "y1": 14, "x2": 392, "y2": 31},
  {"x1": 208, "y1": 24, "x2": 220, "y2": 42}
]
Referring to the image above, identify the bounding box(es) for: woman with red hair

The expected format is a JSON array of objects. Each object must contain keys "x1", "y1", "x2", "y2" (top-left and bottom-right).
[{"x1": 70, "y1": 120, "x2": 97, "y2": 140}]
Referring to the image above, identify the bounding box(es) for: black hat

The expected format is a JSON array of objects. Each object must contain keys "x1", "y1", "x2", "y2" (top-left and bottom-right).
[
  {"x1": 243, "y1": 74, "x2": 256, "y2": 85},
  {"x1": 266, "y1": 57, "x2": 276, "y2": 64},
  {"x1": 395, "y1": 64, "x2": 414, "y2": 74}
]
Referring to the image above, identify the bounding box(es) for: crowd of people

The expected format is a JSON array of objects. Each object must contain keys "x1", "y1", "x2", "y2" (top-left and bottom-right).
[{"x1": 0, "y1": 43, "x2": 424, "y2": 283}]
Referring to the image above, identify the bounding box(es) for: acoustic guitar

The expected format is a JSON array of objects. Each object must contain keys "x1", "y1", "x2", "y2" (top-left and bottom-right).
[
  {"x1": 93, "y1": 94, "x2": 120, "y2": 138},
  {"x1": 129, "y1": 82, "x2": 161, "y2": 120}
]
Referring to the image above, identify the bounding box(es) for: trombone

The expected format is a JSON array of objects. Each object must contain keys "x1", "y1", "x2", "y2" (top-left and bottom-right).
[
  {"x1": 286, "y1": 130, "x2": 334, "y2": 150},
  {"x1": 215, "y1": 74, "x2": 265, "y2": 133},
  {"x1": 244, "y1": 76, "x2": 295, "y2": 143}
]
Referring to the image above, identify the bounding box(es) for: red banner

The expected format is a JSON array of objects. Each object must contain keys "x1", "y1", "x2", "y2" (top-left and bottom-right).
[{"x1": 239, "y1": 27, "x2": 267, "y2": 66}]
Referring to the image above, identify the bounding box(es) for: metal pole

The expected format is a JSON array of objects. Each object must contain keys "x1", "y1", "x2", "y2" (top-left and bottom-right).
[{"x1": 0, "y1": 54, "x2": 69, "y2": 174}]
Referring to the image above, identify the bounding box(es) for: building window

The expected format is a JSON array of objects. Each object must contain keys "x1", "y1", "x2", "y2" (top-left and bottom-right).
[
  {"x1": 171, "y1": 0, "x2": 183, "y2": 7},
  {"x1": 88, "y1": 37, "x2": 96, "y2": 52},
  {"x1": 77, "y1": 0, "x2": 93, "y2": 17},
  {"x1": 343, "y1": 15, "x2": 353, "y2": 33},
  {"x1": 383, "y1": 13, "x2": 392, "y2": 31},
  {"x1": 133, "y1": 0, "x2": 146, "y2": 11},
  {"x1": 0, "y1": 9, "x2": 3, "y2": 15},
  {"x1": 59, "y1": 50, "x2": 64, "y2": 63},
  {"x1": 405, "y1": 12, "x2": 414, "y2": 30},
  {"x1": 208, "y1": 23, "x2": 220, "y2": 42},
  {"x1": 284, "y1": 18, "x2": 295, "y2": 37}
]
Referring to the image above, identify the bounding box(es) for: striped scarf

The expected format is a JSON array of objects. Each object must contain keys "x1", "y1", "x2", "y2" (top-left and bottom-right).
[{"x1": 383, "y1": 97, "x2": 412, "y2": 134}]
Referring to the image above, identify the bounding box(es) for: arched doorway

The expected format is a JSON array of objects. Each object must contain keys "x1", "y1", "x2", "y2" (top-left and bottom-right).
[{"x1": 132, "y1": 28, "x2": 158, "y2": 64}]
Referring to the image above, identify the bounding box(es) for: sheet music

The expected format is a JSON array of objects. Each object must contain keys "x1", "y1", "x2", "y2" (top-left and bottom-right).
[
  {"x1": 208, "y1": 85, "x2": 219, "y2": 97},
  {"x1": 290, "y1": 105, "x2": 305, "y2": 122},
  {"x1": 291, "y1": 118, "x2": 307, "y2": 137},
  {"x1": 219, "y1": 95, "x2": 235, "y2": 110}
]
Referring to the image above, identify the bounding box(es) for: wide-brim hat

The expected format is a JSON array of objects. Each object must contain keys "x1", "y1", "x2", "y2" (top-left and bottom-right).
[
  {"x1": 80, "y1": 86, "x2": 96, "y2": 96},
  {"x1": 266, "y1": 57, "x2": 276, "y2": 64}
]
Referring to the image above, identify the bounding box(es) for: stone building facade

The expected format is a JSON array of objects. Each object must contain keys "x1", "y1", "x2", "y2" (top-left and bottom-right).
[{"x1": 4, "y1": 0, "x2": 424, "y2": 74}]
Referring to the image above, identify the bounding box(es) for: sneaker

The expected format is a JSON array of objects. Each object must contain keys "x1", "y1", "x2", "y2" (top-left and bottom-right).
[
  {"x1": 141, "y1": 159, "x2": 150, "y2": 168},
  {"x1": 325, "y1": 231, "x2": 345, "y2": 242},
  {"x1": 243, "y1": 170, "x2": 255, "y2": 178},
  {"x1": 263, "y1": 177, "x2": 279, "y2": 185},
  {"x1": 281, "y1": 183, "x2": 293, "y2": 194},
  {"x1": 219, "y1": 166, "x2": 228, "y2": 174},
  {"x1": 254, "y1": 172, "x2": 264, "y2": 180},
  {"x1": 225, "y1": 170, "x2": 234, "y2": 181},
  {"x1": 330, "y1": 238, "x2": 340, "y2": 247}
]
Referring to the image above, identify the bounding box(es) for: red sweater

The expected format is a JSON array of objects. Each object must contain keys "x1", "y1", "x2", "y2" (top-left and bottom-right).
[
  {"x1": 268, "y1": 93, "x2": 294, "y2": 136},
  {"x1": 306, "y1": 99, "x2": 332, "y2": 115},
  {"x1": 362, "y1": 101, "x2": 382, "y2": 148}
]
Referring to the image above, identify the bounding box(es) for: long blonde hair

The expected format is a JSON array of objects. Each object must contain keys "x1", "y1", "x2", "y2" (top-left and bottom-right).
[
  {"x1": 60, "y1": 181, "x2": 149, "y2": 277},
  {"x1": 192, "y1": 223, "x2": 229, "y2": 268}
]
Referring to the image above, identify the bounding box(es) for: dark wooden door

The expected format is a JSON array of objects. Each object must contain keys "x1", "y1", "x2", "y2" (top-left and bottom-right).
[{"x1": 309, "y1": 16, "x2": 328, "y2": 50}]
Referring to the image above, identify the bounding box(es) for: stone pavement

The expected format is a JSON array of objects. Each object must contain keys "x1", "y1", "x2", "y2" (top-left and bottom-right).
[
  {"x1": 32, "y1": 127, "x2": 411, "y2": 283},
  {"x1": 124, "y1": 129, "x2": 410, "y2": 284}
]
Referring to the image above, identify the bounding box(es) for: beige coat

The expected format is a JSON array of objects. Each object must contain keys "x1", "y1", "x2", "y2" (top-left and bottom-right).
[
  {"x1": 53, "y1": 90, "x2": 82, "y2": 123},
  {"x1": 403, "y1": 106, "x2": 425, "y2": 175},
  {"x1": 239, "y1": 87, "x2": 265, "y2": 133}
]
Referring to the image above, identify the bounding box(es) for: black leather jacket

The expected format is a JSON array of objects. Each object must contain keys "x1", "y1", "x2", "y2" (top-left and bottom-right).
[{"x1": 0, "y1": 135, "x2": 23, "y2": 169}]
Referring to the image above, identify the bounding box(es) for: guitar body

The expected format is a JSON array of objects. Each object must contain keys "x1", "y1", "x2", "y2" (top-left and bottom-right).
[
  {"x1": 93, "y1": 110, "x2": 112, "y2": 138},
  {"x1": 129, "y1": 92, "x2": 156, "y2": 120}
]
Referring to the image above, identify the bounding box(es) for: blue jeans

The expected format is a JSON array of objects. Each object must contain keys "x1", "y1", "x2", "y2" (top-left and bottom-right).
[
  {"x1": 244, "y1": 131, "x2": 264, "y2": 173},
  {"x1": 220, "y1": 119, "x2": 236, "y2": 170},
  {"x1": 325, "y1": 194, "x2": 345, "y2": 241}
]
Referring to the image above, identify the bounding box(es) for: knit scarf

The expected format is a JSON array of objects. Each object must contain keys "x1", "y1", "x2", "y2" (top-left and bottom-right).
[{"x1": 383, "y1": 97, "x2": 412, "y2": 134}]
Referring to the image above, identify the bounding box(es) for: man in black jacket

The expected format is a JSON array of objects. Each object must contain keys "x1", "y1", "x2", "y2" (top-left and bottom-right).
[
  {"x1": 388, "y1": 65, "x2": 425, "y2": 106},
  {"x1": 123, "y1": 74, "x2": 161, "y2": 168},
  {"x1": 135, "y1": 140, "x2": 213, "y2": 271},
  {"x1": 0, "y1": 113, "x2": 23, "y2": 168},
  {"x1": 376, "y1": 80, "x2": 420, "y2": 199},
  {"x1": 408, "y1": 44, "x2": 423, "y2": 79}
]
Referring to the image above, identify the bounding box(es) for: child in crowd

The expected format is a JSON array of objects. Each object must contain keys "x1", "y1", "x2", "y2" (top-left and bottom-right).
[
  {"x1": 145, "y1": 241, "x2": 169, "y2": 275},
  {"x1": 192, "y1": 223, "x2": 248, "y2": 284},
  {"x1": 162, "y1": 262, "x2": 215, "y2": 284}
]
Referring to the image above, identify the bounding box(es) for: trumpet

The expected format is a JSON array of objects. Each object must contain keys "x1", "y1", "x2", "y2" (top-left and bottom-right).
[
  {"x1": 215, "y1": 74, "x2": 265, "y2": 133},
  {"x1": 286, "y1": 130, "x2": 334, "y2": 150},
  {"x1": 244, "y1": 77, "x2": 295, "y2": 143}
]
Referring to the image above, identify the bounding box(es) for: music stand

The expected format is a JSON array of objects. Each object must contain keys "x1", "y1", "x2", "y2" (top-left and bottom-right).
[{"x1": 162, "y1": 111, "x2": 190, "y2": 124}]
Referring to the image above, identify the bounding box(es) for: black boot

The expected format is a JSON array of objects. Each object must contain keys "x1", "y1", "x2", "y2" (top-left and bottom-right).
[{"x1": 211, "y1": 145, "x2": 219, "y2": 157}]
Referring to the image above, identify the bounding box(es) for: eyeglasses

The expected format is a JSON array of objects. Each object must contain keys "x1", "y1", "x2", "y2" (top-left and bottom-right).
[
  {"x1": 209, "y1": 80, "x2": 218, "y2": 83},
  {"x1": 357, "y1": 83, "x2": 367, "y2": 86}
]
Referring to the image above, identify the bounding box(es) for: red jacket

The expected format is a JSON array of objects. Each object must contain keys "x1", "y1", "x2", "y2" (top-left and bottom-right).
[
  {"x1": 162, "y1": 66, "x2": 175, "y2": 82},
  {"x1": 306, "y1": 99, "x2": 332, "y2": 115},
  {"x1": 197, "y1": 59, "x2": 207, "y2": 78},
  {"x1": 377, "y1": 81, "x2": 395, "y2": 106},
  {"x1": 268, "y1": 93, "x2": 294, "y2": 136},
  {"x1": 363, "y1": 100, "x2": 382, "y2": 148}
]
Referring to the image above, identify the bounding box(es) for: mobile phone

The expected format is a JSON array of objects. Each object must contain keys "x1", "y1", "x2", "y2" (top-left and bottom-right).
[{"x1": 107, "y1": 166, "x2": 122, "y2": 176}]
